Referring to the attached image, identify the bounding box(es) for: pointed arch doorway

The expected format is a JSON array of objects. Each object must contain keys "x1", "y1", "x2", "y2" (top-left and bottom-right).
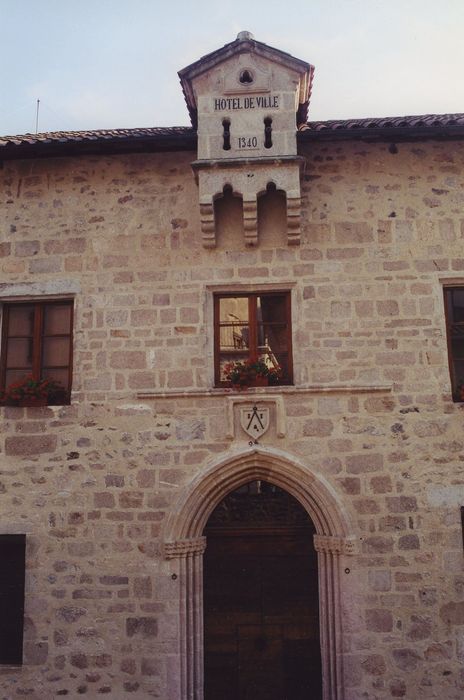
[
  {"x1": 204, "y1": 480, "x2": 322, "y2": 700},
  {"x1": 163, "y1": 446, "x2": 356, "y2": 700}
]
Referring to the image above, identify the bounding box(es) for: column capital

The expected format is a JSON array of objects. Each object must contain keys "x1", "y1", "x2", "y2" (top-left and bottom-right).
[
  {"x1": 313, "y1": 534, "x2": 358, "y2": 556},
  {"x1": 164, "y1": 536, "x2": 207, "y2": 559}
]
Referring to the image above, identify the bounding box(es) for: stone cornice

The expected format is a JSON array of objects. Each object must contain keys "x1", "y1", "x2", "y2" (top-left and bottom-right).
[{"x1": 137, "y1": 383, "x2": 392, "y2": 400}]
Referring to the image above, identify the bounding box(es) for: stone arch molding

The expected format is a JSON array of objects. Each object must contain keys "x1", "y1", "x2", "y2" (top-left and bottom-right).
[{"x1": 162, "y1": 445, "x2": 357, "y2": 700}]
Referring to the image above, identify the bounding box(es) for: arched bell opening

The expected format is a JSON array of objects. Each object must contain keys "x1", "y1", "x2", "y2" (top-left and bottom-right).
[{"x1": 203, "y1": 480, "x2": 322, "y2": 700}]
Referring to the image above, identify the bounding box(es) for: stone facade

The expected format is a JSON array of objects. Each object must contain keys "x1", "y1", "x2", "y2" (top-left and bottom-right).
[{"x1": 1, "y1": 34, "x2": 464, "y2": 700}]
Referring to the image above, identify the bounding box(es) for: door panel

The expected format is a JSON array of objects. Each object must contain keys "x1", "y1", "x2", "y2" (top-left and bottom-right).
[{"x1": 204, "y1": 482, "x2": 322, "y2": 700}]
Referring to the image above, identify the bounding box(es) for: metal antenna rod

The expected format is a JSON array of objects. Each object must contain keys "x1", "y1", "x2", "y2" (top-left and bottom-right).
[{"x1": 35, "y1": 99, "x2": 40, "y2": 134}]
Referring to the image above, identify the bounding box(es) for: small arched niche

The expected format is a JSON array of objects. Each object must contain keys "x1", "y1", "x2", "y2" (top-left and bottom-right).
[
  {"x1": 214, "y1": 184, "x2": 244, "y2": 248},
  {"x1": 258, "y1": 182, "x2": 287, "y2": 245}
]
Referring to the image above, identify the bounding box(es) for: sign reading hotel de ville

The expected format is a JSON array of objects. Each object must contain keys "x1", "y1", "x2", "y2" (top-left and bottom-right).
[
  {"x1": 213, "y1": 95, "x2": 280, "y2": 111},
  {"x1": 212, "y1": 92, "x2": 281, "y2": 152}
]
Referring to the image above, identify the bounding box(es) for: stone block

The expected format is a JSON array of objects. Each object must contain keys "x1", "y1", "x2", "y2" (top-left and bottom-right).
[
  {"x1": 302, "y1": 419, "x2": 333, "y2": 437},
  {"x1": 134, "y1": 577, "x2": 152, "y2": 598},
  {"x1": 392, "y1": 647, "x2": 421, "y2": 671},
  {"x1": 23, "y1": 641, "x2": 48, "y2": 665},
  {"x1": 406, "y1": 615, "x2": 431, "y2": 641},
  {"x1": 366, "y1": 608, "x2": 393, "y2": 632},
  {"x1": 346, "y1": 454, "x2": 383, "y2": 473},
  {"x1": 386, "y1": 496, "x2": 417, "y2": 513},
  {"x1": 110, "y1": 351, "x2": 146, "y2": 369},
  {"x1": 361, "y1": 654, "x2": 386, "y2": 675},
  {"x1": 126, "y1": 617, "x2": 158, "y2": 638},
  {"x1": 334, "y1": 222, "x2": 373, "y2": 243},
  {"x1": 398, "y1": 534, "x2": 420, "y2": 550},
  {"x1": 440, "y1": 601, "x2": 464, "y2": 624},
  {"x1": 368, "y1": 570, "x2": 391, "y2": 592},
  {"x1": 5, "y1": 434, "x2": 57, "y2": 456},
  {"x1": 119, "y1": 492, "x2": 144, "y2": 508},
  {"x1": 94, "y1": 493, "x2": 115, "y2": 508},
  {"x1": 56, "y1": 606, "x2": 87, "y2": 623}
]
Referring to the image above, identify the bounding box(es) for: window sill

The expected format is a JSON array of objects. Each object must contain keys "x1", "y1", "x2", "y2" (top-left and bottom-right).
[
  {"x1": 0, "y1": 400, "x2": 70, "y2": 409},
  {"x1": 137, "y1": 382, "x2": 392, "y2": 400}
]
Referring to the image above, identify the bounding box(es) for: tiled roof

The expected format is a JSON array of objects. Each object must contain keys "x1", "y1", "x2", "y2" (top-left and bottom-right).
[
  {"x1": 305, "y1": 113, "x2": 464, "y2": 131},
  {"x1": 1, "y1": 114, "x2": 463, "y2": 159},
  {"x1": 0, "y1": 126, "x2": 194, "y2": 147},
  {"x1": 0, "y1": 126, "x2": 196, "y2": 159}
]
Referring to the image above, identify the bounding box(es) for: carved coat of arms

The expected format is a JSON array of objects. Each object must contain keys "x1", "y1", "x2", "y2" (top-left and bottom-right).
[{"x1": 240, "y1": 405, "x2": 270, "y2": 439}]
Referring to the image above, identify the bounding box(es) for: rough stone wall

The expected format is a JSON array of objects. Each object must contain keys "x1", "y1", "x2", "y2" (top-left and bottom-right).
[{"x1": 0, "y1": 139, "x2": 463, "y2": 698}]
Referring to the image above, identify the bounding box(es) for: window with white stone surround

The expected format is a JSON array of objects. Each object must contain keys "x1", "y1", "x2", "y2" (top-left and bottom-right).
[
  {"x1": 214, "y1": 291, "x2": 293, "y2": 387},
  {"x1": 0, "y1": 300, "x2": 73, "y2": 405}
]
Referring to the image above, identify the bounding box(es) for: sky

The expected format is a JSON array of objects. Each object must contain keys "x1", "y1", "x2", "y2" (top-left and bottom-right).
[{"x1": 0, "y1": 0, "x2": 463, "y2": 136}]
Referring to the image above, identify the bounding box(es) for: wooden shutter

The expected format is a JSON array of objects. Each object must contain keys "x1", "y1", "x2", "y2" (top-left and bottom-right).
[{"x1": 0, "y1": 534, "x2": 26, "y2": 665}]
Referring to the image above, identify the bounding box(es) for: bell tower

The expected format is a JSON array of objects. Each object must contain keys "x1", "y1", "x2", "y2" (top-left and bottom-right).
[{"x1": 179, "y1": 32, "x2": 314, "y2": 247}]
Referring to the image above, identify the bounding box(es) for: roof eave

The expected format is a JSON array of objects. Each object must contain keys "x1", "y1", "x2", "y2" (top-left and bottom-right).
[
  {"x1": 0, "y1": 131, "x2": 197, "y2": 161},
  {"x1": 298, "y1": 124, "x2": 464, "y2": 143}
]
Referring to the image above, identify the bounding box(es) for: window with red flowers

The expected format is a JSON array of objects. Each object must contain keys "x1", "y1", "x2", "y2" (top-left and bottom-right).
[
  {"x1": 0, "y1": 300, "x2": 73, "y2": 405},
  {"x1": 214, "y1": 292, "x2": 293, "y2": 386}
]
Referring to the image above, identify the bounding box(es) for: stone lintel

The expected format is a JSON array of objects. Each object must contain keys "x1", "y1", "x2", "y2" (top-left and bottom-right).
[{"x1": 192, "y1": 154, "x2": 305, "y2": 178}]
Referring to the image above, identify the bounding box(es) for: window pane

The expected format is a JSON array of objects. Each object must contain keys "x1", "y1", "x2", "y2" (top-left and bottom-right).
[
  {"x1": 42, "y1": 368, "x2": 69, "y2": 389},
  {"x1": 451, "y1": 323, "x2": 464, "y2": 339},
  {"x1": 451, "y1": 290, "x2": 464, "y2": 322},
  {"x1": 6, "y1": 339, "x2": 33, "y2": 369},
  {"x1": 219, "y1": 297, "x2": 249, "y2": 351},
  {"x1": 258, "y1": 295, "x2": 287, "y2": 323},
  {"x1": 258, "y1": 323, "x2": 288, "y2": 353},
  {"x1": 42, "y1": 337, "x2": 70, "y2": 367},
  {"x1": 452, "y1": 359, "x2": 464, "y2": 397},
  {"x1": 219, "y1": 354, "x2": 248, "y2": 381},
  {"x1": 259, "y1": 351, "x2": 289, "y2": 379},
  {"x1": 43, "y1": 304, "x2": 72, "y2": 335},
  {"x1": 451, "y1": 337, "x2": 464, "y2": 360},
  {"x1": 5, "y1": 369, "x2": 30, "y2": 387},
  {"x1": 7, "y1": 306, "x2": 34, "y2": 336}
]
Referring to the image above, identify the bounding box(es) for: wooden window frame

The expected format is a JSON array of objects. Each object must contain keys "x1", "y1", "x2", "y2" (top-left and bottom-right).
[
  {"x1": 444, "y1": 286, "x2": 464, "y2": 402},
  {"x1": 0, "y1": 534, "x2": 26, "y2": 666},
  {"x1": 214, "y1": 291, "x2": 293, "y2": 387},
  {"x1": 0, "y1": 300, "x2": 73, "y2": 405}
]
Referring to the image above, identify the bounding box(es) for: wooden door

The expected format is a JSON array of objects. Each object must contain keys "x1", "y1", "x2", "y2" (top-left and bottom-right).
[{"x1": 204, "y1": 482, "x2": 322, "y2": 700}]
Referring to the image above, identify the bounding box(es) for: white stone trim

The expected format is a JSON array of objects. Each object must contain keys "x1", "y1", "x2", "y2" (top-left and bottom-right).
[
  {"x1": 0, "y1": 280, "x2": 80, "y2": 299},
  {"x1": 162, "y1": 445, "x2": 356, "y2": 699},
  {"x1": 137, "y1": 383, "x2": 392, "y2": 400}
]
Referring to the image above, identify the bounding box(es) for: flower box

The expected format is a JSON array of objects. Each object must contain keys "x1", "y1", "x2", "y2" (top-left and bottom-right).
[
  {"x1": 0, "y1": 376, "x2": 64, "y2": 407},
  {"x1": 223, "y1": 358, "x2": 281, "y2": 391}
]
